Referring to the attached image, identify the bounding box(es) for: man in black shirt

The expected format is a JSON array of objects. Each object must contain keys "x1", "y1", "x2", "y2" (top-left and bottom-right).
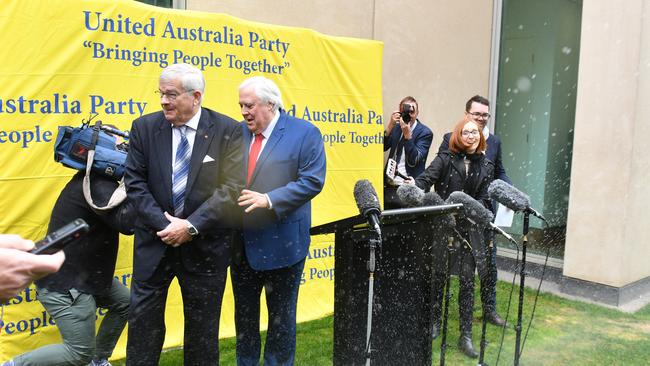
[{"x1": 4, "y1": 171, "x2": 134, "y2": 366}]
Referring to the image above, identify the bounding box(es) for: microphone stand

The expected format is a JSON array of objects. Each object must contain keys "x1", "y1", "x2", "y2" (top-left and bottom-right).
[
  {"x1": 440, "y1": 228, "x2": 471, "y2": 366},
  {"x1": 439, "y1": 235, "x2": 454, "y2": 366},
  {"x1": 477, "y1": 238, "x2": 494, "y2": 366},
  {"x1": 365, "y1": 227, "x2": 381, "y2": 366},
  {"x1": 514, "y1": 212, "x2": 529, "y2": 366}
]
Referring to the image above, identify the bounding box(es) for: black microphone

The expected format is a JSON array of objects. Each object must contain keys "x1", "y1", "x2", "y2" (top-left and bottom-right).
[
  {"x1": 447, "y1": 191, "x2": 494, "y2": 226},
  {"x1": 488, "y1": 179, "x2": 547, "y2": 223},
  {"x1": 396, "y1": 184, "x2": 425, "y2": 208},
  {"x1": 353, "y1": 179, "x2": 382, "y2": 234},
  {"x1": 422, "y1": 191, "x2": 456, "y2": 227},
  {"x1": 446, "y1": 191, "x2": 518, "y2": 245}
]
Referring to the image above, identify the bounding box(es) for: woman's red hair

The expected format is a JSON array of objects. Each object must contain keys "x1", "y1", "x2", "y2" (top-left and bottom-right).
[{"x1": 448, "y1": 119, "x2": 486, "y2": 154}]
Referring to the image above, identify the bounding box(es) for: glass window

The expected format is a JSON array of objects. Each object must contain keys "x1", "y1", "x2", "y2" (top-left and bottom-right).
[
  {"x1": 136, "y1": 0, "x2": 173, "y2": 8},
  {"x1": 495, "y1": 0, "x2": 583, "y2": 258}
]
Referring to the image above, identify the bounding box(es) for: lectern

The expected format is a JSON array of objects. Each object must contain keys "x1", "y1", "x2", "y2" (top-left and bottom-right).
[{"x1": 311, "y1": 205, "x2": 462, "y2": 366}]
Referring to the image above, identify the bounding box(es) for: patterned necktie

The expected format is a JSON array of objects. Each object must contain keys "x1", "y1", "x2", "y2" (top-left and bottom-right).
[
  {"x1": 247, "y1": 134, "x2": 264, "y2": 185},
  {"x1": 172, "y1": 126, "x2": 191, "y2": 216}
]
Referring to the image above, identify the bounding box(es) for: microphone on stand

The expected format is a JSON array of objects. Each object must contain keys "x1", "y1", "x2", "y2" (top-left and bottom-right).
[
  {"x1": 353, "y1": 179, "x2": 383, "y2": 366},
  {"x1": 353, "y1": 179, "x2": 382, "y2": 235},
  {"x1": 397, "y1": 186, "x2": 458, "y2": 228},
  {"x1": 396, "y1": 184, "x2": 425, "y2": 208},
  {"x1": 488, "y1": 180, "x2": 547, "y2": 223},
  {"x1": 422, "y1": 191, "x2": 457, "y2": 228},
  {"x1": 446, "y1": 191, "x2": 519, "y2": 245},
  {"x1": 487, "y1": 180, "x2": 547, "y2": 366}
]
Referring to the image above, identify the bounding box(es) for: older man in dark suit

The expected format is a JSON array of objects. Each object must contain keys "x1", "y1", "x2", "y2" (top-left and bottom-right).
[
  {"x1": 124, "y1": 63, "x2": 243, "y2": 366},
  {"x1": 233, "y1": 76, "x2": 326, "y2": 366}
]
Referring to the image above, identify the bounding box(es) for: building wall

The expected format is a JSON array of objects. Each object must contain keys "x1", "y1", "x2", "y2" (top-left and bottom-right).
[
  {"x1": 564, "y1": 0, "x2": 650, "y2": 287},
  {"x1": 187, "y1": 0, "x2": 494, "y2": 159},
  {"x1": 187, "y1": 0, "x2": 650, "y2": 290}
]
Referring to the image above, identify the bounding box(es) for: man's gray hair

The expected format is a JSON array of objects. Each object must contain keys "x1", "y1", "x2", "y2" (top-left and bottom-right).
[
  {"x1": 160, "y1": 63, "x2": 205, "y2": 95},
  {"x1": 239, "y1": 76, "x2": 284, "y2": 112}
]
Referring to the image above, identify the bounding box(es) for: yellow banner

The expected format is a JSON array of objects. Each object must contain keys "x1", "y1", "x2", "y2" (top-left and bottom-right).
[{"x1": 0, "y1": 0, "x2": 383, "y2": 360}]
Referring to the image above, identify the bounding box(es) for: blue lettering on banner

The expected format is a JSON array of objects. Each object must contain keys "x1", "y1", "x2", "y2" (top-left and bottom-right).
[
  {"x1": 0, "y1": 126, "x2": 52, "y2": 148},
  {"x1": 1, "y1": 273, "x2": 134, "y2": 336}
]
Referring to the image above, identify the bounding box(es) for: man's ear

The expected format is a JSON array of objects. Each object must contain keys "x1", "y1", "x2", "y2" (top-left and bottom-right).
[{"x1": 193, "y1": 90, "x2": 202, "y2": 104}]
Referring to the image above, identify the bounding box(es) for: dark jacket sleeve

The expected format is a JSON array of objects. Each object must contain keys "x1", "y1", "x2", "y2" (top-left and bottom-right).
[
  {"x1": 124, "y1": 119, "x2": 169, "y2": 231},
  {"x1": 266, "y1": 123, "x2": 327, "y2": 219},
  {"x1": 414, "y1": 154, "x2": 445, "y2": 192},
  {"x1": 477, "y1": 160, "x2": 495, "y2": 209},
  {"x1": 492, "y1": 137, "x2": 512, "y2": 184},
  {"x1": 384, "y1": 125, "x2": 398, "y2": 152}
]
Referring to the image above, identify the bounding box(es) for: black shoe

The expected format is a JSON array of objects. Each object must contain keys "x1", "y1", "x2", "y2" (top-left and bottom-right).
[
  {"x1": 432, "y1": 324, "x2": 440, "y2": 340},
  {"x1": 485, "y1": 311, "x2": 508, "y2": 327},
  {"x1": 458, "y1": 335, "x2": 479, "y2": 358}
]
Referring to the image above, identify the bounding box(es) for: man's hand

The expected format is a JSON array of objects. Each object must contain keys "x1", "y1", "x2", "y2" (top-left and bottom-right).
[
  {"x1": 157, "y1": 212, "x2": 192, "y2": 247},
  {"x1": 0, "y1": 234, "x2": 65, "y2": 301},
  {"x1": 400, "y1": 117, "x2": 412, "y2": 140},
  {"x1": 403, "y1": 176, "x2": 416, "y2": 185},
  {"x1": 0, "y1": 234, "x2": 34, "y2": 251},
  {"x1": 385, "y1": 111, "x2": 401, "y2": 136},
  {"x1": 238, "y1": 189, "x2": 269, "y2": 213}
]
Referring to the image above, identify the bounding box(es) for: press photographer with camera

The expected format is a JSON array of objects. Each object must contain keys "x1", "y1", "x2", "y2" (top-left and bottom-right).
[
  {"x1": 383, "y1": 96, "x2": 433, "y2": 209},
  {"x1": 3, "y1": 125, "x2": 135, "y2": 366}
]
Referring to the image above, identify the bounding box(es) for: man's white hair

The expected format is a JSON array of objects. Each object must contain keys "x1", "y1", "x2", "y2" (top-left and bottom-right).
[
  {"x1": 239, "y1": 76, "x2": 284, "y2": 112},
  {"x1": 160, "y1": 63, "x2": 205, "y2": 96}
]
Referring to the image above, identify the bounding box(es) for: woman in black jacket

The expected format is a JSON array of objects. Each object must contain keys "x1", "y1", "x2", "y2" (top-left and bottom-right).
[{"x1": 407, "y1": 118, "x2": 494, "y2": 358}]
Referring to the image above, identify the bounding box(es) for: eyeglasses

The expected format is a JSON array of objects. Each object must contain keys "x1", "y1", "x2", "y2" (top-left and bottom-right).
[
  {"x1": 461, "y1": 130, "x2": 480, "y2": 137},
  {"x1": 468, "y1": 112, "x2": 491, "y2": 119},
  {"x1": 155, "y1": 90, "x2": 192, "y2": 101}
]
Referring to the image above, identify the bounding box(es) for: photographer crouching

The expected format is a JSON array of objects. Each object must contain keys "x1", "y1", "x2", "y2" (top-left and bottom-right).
[
  {"x1": 383, "y1": 96, "x2": 433, "y2": 209},
  {"x1": 2, "y1": 125, "x2": 135, "y2": 366}
]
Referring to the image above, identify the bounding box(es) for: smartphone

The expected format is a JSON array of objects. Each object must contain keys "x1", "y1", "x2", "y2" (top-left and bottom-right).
[{"x1": 30, "y1": 218, "x2": 89, "y2": 255}]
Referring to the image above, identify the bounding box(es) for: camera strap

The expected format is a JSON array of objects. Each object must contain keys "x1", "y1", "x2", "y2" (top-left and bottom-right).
[{"x1": 82, "y1": 126, "x2": 127, "y2": 211}]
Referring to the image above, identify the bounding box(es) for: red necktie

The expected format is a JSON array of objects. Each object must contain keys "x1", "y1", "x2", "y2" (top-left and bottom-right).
[{"x1": 247, "y1": 134, "x2": 264, "y2": 185}]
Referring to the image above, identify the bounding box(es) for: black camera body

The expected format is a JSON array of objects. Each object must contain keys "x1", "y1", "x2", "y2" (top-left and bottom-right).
[{"x1": 400, "y1": 104, "x2": 413, "y2": 123}]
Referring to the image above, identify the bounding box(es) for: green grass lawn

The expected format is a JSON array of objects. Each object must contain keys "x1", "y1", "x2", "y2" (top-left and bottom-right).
[{"x1": 112, "y1": 279, "x2": 650, "y2": 365}]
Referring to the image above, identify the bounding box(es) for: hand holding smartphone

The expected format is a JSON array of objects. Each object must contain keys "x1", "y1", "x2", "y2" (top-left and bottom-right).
[{"x1": 30, "y1": 219, "x2": 89, "y2": 255}]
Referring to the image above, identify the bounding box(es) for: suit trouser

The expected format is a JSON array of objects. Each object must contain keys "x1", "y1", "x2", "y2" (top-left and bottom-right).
[
  {"x1": 231, "y1": 257, "x2": 306, "y2": 366},
  {"x1": 126, "y1": 248, "x2": 227, "y2": 366},
  {"x1": 13, "y1": 278, "x2": 129, "y2": 366}
]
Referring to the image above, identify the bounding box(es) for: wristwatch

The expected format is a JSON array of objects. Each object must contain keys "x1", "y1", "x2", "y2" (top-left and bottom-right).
[{"x1": 186, "y1": 221, "x2": 199, "y2": 236}]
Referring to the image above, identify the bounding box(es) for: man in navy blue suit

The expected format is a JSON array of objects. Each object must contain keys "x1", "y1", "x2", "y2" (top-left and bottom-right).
[
  {"x1": 124, "y1": 63, "x2": 243, "y2": 365},
  {"x1": 383, "y1": 96, "x2": 433, "y2": 208},
  {"x1": 234, "y1": 76, "x2": 326, "y2": 366},
  {"x1": 438, "y1": 94, "x2": 511, "y2": 330}
]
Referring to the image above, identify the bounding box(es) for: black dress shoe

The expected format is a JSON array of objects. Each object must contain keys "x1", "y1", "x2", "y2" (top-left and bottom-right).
[
  {"x1": 458, "y1": 335, "x2": 479, "y2": 358},
  {"x1": 485, "y1": 311, "x2": 508, "y2": 327}
]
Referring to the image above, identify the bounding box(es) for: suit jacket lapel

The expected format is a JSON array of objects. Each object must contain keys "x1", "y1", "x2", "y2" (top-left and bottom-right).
[
  {"x1": 249, "y1": 113, "x2": 287, "y2": 185},
  {"x1": 243, "y1": 125, "x2": 252, "y2": 184},
  {"x1": 186, "y1": 109, "x2": 213, "y2": 193}
]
